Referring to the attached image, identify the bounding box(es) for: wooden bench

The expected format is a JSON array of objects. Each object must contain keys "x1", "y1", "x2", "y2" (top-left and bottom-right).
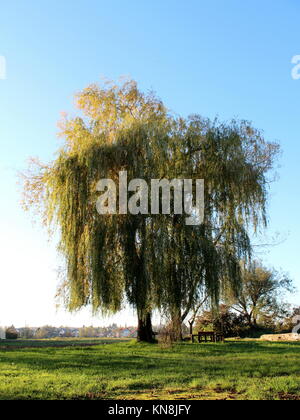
[{"x1": 191, "y1": 331, "x2": 224, "y2": 343}]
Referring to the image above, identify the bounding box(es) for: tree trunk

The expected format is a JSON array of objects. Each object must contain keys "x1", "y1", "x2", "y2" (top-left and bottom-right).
[
  {"x1": 137, "y1": 312, "x2": 155, "y2": 342},
  {"x1": 246, "y1": 313, "x2": 253, "y2": 327},
  {"x1": 171, "y1": 309, "x2": 183, "y2": 341},
  {"x1": 188, "y1": 320, "x2": 194, "y2": 335}
]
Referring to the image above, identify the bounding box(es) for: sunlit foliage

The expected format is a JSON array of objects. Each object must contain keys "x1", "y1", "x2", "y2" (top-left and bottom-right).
[{"x1": 21, "y1": 79, "x2": 279, "y2": 341}]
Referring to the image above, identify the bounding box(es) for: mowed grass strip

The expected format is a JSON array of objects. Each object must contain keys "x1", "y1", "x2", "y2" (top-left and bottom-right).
[
  {"x1": 0, "y1": 339, "x2": 299, "y2": 400},
  {"x1": 0, "y1": 338, "x2": 129, "y2": 349}
]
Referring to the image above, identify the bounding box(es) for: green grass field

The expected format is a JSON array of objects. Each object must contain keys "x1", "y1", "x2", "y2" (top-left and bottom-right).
[{"x1": 0, "y1": 338, "x2": 299, "y2": 400}]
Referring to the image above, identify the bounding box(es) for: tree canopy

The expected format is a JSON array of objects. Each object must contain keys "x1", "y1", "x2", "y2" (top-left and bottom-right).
[
  {"x1": 21, "y1": 79, "x2": 280, "y2": 341},
  {"x1": 228, "y1": 261, "x2": 294, "y2": 327}
]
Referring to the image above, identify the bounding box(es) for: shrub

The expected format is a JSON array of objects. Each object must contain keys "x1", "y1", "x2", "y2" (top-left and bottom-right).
[
  {"x1": 195, "y1": 305, "x2": 249, "y2": 338},
  {"x1": 5, "y1": 326, "x2": 19, "y2": 340}
]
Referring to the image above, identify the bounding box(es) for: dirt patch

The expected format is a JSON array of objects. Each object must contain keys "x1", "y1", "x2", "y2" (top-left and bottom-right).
[
  {"x1": 260, "y1": 333, "x2": 300, "y2": 342},
  {"x1": 278, "y1": 392, "x2": 300, "y2": 401}
]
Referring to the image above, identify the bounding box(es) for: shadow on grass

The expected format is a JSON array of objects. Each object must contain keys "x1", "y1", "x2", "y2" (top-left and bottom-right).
[{"x1": 1, "y1": 341, "x2": 300, "y2": 373}]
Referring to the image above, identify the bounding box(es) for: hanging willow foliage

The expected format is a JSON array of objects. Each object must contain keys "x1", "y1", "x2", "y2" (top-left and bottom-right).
[{"x1": 21, "y1": 79, "x2": 279, "y2": 341}]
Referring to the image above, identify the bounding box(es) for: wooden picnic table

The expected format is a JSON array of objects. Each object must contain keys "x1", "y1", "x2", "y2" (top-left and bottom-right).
[{"x1": 191, "y1": 331, "x2": 224, "y2": 343}]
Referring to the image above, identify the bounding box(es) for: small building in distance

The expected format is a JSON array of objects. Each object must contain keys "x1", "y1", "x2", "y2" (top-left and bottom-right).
[{"x1": 0, "y1": 326, "x2": 6, "y2": 340}]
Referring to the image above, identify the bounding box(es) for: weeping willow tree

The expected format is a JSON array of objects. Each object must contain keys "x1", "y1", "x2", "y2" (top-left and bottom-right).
[{"x1": 21, "y1": 79, "x2": 279, "y2": 342}]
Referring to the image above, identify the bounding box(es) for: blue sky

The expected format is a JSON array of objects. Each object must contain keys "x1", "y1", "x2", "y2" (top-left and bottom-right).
[{"x1": 0, "y1": 0, "x2": 299, "y2": 327}]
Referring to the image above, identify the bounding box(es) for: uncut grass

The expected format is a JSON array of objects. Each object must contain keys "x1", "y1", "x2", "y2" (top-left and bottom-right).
[{"x1": 0, "y1": 340, "x2": 299, "y2": 400}]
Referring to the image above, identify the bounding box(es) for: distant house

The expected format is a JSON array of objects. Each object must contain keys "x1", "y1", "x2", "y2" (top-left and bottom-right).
[
  {"x1": 121, "y1": 328, "x2": 131, "y2": 337},
  {"x1": 58, "y1": 329, "x2": 66, "y2": 337},
  {"x1": 72, "y1": 329, "x2": 79, "y2": 338},
  {"x1": 0, "y1": 327, "x2": 6, "y2": 340},
  {"x1": 116, "y1": 328, "x2": 133, "y2": 338},
  {"x1": 129, "y1": 329, "x2": 138, "y2": 338}
]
